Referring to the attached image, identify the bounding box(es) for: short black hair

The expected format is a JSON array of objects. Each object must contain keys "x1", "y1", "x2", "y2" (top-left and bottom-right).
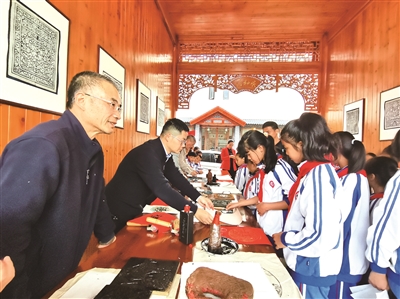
[
  {"x1": 262, "y1": 121, "x2": 279, "y2": 130},
  {"x1": 227, "y1": 139, "x2": 234, "y2": 144},
  {"x1": 66, "y1": 71, "x2": 118, "y2": 109},
  {"x1": 161, "y1": 118, "x2": 189, "y2": 136},
  {"x1": 364, "y1": 156, "x2": 398, "y2": 187},
  {"x1": 187, "y1": 151, "x2": 197, "y2": 157}
]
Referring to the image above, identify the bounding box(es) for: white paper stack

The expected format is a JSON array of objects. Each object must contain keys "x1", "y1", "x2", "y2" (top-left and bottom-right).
[{"x1": 350, "y1": 284, "x2": 389, "y2": 299}]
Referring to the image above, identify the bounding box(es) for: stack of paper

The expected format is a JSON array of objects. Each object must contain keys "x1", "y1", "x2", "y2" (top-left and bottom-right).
[{"x1": 350, "y1": 284, "x2": 389, "y2": 299}]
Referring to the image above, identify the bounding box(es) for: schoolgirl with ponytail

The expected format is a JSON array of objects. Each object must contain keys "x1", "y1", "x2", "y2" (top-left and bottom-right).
[
  {"x1": 226, "y1": 130, "x2": 297, "y2": 255},
  {"x1": 272, "y1": 112, "x2": 345, "y2": 299},
  {"x1": 328, "y1": 131, "x2": 370, "y2": 299}
]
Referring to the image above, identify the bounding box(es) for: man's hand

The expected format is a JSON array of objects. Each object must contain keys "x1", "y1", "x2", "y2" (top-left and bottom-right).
[
  {"x1": 190, "y1": 171, "x2": 198, "y2": 176},
  {"x1": 97, "y1": 236, "x2": 116, "y2": 249},
  {"x1": 369, "y1": 271, "x2": 390, "y2": 291},
  {"x1": 197, "y1": 196, "x2": 214, "y2": 210},
  {"x1": 194, "y1": 208, "x2": 213, "y2": 224},
  {"x1": 0, "y1": 256, "x2": 15, "y2": 292},
  {"x1": 272, "y1": 232, "x2": 285, "y2": 249}
]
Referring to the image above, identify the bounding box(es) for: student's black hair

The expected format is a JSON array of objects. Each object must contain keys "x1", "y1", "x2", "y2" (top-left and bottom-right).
[
  {"x1": 334, "y1": 131, "x2": 366, "y2": 173},
  {"x1": 281, "y1": 113, "x2": 338, "y2": 162},
  {"x1": 262, "y1": 121, "x2": 279, "y2": 130},
  {"x1": 364, "y1": 156, "x2": 398, "y2": 187},
  {"x1": 366, "y1": 152, "x2": 376, "y2": 158},
  {"x1": 237, "y1": 130, "x2": 254, "y2": 158},
  {"x1": 187, "y1": 151, "x2": 197, "y2": 157},
  {"x1": 391, "y1": 129, "x2": 400, "y2": 162},
  {"x1": 161, "y1": 118, "x2": 189, "y2": 135},
  {"x1": 227, "y1": 139, "x2": 234, "y2": 144},
  {"x1": 243, "y1": 130, "x2": 277, "y2": 174}
]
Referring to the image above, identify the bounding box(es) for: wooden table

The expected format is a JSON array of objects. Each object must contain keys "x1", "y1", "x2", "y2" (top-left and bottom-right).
[{"x1": 45, "y1": 207, "x2": 275, "y2": 298}]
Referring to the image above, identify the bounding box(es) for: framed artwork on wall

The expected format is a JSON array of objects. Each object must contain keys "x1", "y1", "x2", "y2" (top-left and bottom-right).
[
  {"x1": 0, "y1": 0, "x2": 69, "y2": 114},
  {"x1": 379, "y1": 86, "x2": 400, "y2": 140},
  {"x1": 343, "y1": 98, "x2": 364, "y2": 141},
  {"x1": 136, "y1": 79, "x2": 151, "y2": 134},
  {"x1": 98, "y1": 46, "x2": 125, "y2": 128},
  {"x1": 156, "y1": 96, "x2": 165, "y2": 136}
]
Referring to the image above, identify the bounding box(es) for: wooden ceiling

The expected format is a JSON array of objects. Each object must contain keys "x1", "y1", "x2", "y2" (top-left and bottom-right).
[{"x1": 156, "y1": 0, "x2": 371, "y2": 43}]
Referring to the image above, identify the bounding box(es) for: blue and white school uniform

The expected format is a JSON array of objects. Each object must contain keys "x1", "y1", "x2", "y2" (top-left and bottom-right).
[
  {"x1": 369, "y1": 192, "x2": 384, "y2": 224},
  {"x1": 365, "y1": 170, "x2": 400, "y2": 298},
  {"x1": 235, "y1": 163, "x2": 248, "y2": 194},
  {"x1": 257, "y1": 159, "x2": 296, "y2": 236},
  {"x1": 329, "y1": 170, "x2": 370, "y2": 299},
  {"x1": 281, "y1": 162, "x2": 344, "y2": 298}
]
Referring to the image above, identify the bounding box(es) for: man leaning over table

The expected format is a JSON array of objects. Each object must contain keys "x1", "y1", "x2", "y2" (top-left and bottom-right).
[
  {"x1": 0, "y1": 71, "x2": 119, "y2": 298},
  {"x1": 105, "y1": 118, "x2": 214, "y2": 233}
]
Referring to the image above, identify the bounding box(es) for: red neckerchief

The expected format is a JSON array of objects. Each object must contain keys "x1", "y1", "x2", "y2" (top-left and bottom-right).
[
  {"x1": 337, "y1": 166, "x2": 367, "y2": 178},
  {"x1": 244, "y1": 170, "x2": 265, "y2": 202},
  {"x1": 288, "y1": 161, "x2": 329, "y2": 208},
  {"x1": 370, "y1": 192, "x2": 384, "y2": 201}
]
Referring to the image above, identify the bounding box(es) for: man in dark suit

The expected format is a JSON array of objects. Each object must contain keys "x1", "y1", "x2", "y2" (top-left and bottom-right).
[{"x1": 105, "y1": 118, "x2": 214, "y2": 232}]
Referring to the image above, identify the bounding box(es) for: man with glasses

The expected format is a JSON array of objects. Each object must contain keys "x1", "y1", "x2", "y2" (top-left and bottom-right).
[
  {"x1": 106, "y1": 118, "x2": 214, "y2": 233},
  {"x1": 0, "y1": 71, "x2": 119, "y2": 298}
]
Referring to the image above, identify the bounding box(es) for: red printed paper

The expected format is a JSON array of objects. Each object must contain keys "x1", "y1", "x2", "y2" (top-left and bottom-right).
[{"x1": 220, "y1": 226, "x2": 271, "y2": 245}]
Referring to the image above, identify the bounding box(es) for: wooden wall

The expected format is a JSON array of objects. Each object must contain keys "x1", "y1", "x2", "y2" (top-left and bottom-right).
[
  {"x1": 321, "y1": 1, "x2": 400, "y2": 154},
  {"x1": 0, "y1": 0, "x2": 174, "y2": 183}
]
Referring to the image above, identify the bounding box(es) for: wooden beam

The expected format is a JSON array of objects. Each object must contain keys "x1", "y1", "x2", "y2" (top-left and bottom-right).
[
  {"x1": 179, "y1": 33, "x2": 322, "y2": 43},
  {"x1": 154, "y1": 0, "x2": 176, "y2": 45},
  {"x1": 178, "y1": 62, "x2": 320, "y2": 75},
  {"x1": 328, "y1": 0, "x2": 372, "y2": 42}
]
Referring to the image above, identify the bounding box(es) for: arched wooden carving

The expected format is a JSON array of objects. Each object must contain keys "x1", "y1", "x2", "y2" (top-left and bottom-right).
[{"x1": 178, "y1": 74, "x2": 318, "y2": 111}]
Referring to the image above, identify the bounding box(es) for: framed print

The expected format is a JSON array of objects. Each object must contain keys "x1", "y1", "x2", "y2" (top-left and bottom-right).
[
  {"x1": 136, "y1": 79, "x2": 151, "y2": 134},
  {"x1": 343, "y1": 98, "x2": 364, "y2": 141},
  {"x1": 156, "y1": 96, "x2": 165, "y2": 136},
  {"x1": 98, "y1": 46, "x2": 125, "y2": 128},
  {"x1": 0, "y1": 0, "x2": 69, "y2": 114},
  {"x1": 380, "y1": 86, "x2": 400, "y2": 140}
]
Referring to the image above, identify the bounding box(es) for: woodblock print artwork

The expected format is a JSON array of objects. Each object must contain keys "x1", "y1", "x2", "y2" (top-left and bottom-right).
[
  {"x1": 345, "y1": 108, "x2": 360, "y2": 135},
  {"x1": 343, "y1": 98, "x2": 364, "y2": 141},
  {"x1": 98, "y1": 47, "x2": 125, "y2": 128},
  {"x1": 136, "y1": 79, "x2": 151, "y2": 134},
  {"x1": 380, "y1": 86, "x2": 400, "y2": 140},
  {"x1": 140, "y1": 93, "x2": 150, "y2": 124},
  {"x1": 156, "y1": 96, "x2": 165, "y2": 136},
  {"x1": 0, "y1": 0, "x2": 69, "y2": 114},
  {"x1": 383, "y1": 97, "x2": 400, "y2": 130},
  {"x1": 7, "y1": 0, "x2": 60, "y2": 93}
]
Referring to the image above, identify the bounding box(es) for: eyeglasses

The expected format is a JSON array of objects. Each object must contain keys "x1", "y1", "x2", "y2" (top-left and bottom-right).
[
  {"x1": 173, "y1": 136, "x2": 186, "y2": 145},
  {"x1": 85, "y1": 93, "x2": 122, "y2": 112}
]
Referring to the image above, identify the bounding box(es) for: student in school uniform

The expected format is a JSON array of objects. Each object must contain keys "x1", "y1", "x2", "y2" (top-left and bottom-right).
[
  {"x1": 273, "y1": 113, "x2": 344, "y2": 299},
  {"x1": 227, "y1": 159, "x2": 261, "y2": 212},
  {"x1": 329, "y1": 131, "x2": 370, "y2": 299},
  {"x1": 365, "y1": 130, "x2": 400, "y2": 298},
  {"x1": 227, "y1": 131, "x2": 296, "y2": 254},
  {"x1": 364, "y1": 156, "x2": 398, "y2": 223}
]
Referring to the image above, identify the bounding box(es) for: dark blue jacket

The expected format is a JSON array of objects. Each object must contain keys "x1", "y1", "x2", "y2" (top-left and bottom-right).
[
  {"x1": 106, "y1": 137, "x2": 201, "y2": 231},
  {"x1": 0, "y1": 110, "x2": 115, "y2": 298}
]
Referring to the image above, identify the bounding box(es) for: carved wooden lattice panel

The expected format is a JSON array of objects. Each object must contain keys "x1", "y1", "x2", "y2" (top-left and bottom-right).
[
  {"x1": 180, "y1": 41, "x2": 320, "y2": 63},
  {"x1": 178, "y1": 74, "x2": 318, "y2": 111}
]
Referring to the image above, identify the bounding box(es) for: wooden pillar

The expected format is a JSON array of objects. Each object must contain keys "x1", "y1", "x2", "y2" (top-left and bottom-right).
[{"x1": 318, "y1": 32, "x2": 329, "y2": 114}]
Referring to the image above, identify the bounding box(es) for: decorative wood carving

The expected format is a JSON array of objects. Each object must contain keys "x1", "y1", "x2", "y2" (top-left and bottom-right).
[
  {"x1": 180, "y1": 41, "x2": 320, "y2": 63},
  {"x1": 179, "y1": 74, "x2": 318, "y2": 111}
]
